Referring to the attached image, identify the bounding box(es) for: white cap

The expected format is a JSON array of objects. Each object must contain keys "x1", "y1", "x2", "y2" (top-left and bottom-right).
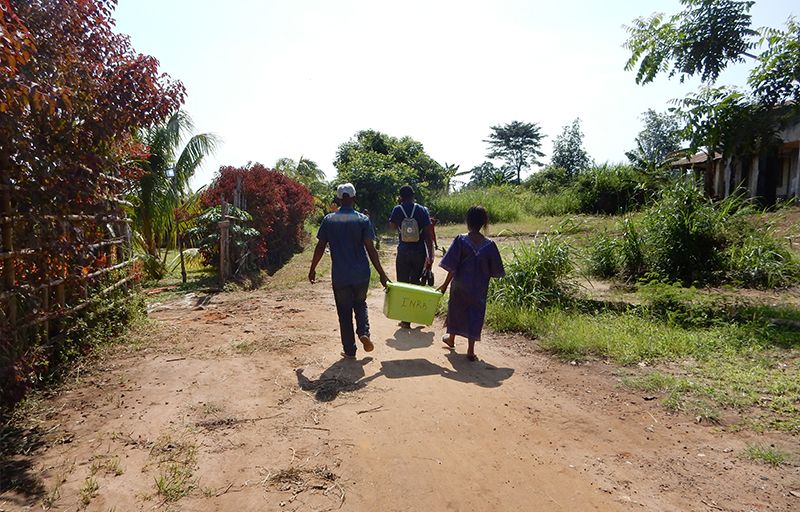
[{"x1": 336, "y1": 183, "x2": 356, "y2": 199}]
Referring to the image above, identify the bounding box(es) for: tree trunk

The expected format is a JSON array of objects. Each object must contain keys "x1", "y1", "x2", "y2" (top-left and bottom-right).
[{"x1": 142, "y1": 213, "x2": 156, "y2": 257}]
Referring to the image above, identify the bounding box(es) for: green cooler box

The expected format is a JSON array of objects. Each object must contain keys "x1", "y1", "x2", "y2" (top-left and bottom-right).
[{"x1": 383, "y1": 282, "x2": 443, "y2": 326}]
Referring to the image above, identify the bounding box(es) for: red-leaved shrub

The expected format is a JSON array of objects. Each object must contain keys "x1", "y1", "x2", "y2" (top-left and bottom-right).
[{"x1": 201, "y1": 163, "x2": 315, "y2": 270}]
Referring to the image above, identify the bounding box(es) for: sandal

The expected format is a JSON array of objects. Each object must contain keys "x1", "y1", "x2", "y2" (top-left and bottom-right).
[
  {"x1": 466, "y1": 354, "x2": 478, "y2": 362},
  {"x1": 441, "y1": 335, "x2": 455, "y2": 348}
]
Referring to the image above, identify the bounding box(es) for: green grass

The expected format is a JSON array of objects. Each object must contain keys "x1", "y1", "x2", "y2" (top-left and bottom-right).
[
  {"x1": 489, "y1": 304, "x2": 800, "y2": 431},
  {"x1": 154, "y1": 464, "x2": 195, "y2": 502},
  {"x1": 742, "y1": 444, "x2": 793, "y2": 466},
  {"x1": 149, "y1": 432, "x2": 197, "y2": 503}
]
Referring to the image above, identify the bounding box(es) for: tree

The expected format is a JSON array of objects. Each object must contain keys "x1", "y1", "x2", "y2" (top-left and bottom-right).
[
  {"x1": 624, "y1": 0, "x2": 800, "y2": 195},
  {"x1": 550, "y1": 118, "x2": 591, "y2": 177},
  {"x1": 202, "y1": 163, "x2": 315, "y2": 270},
  {"x1": 334, "y1": 130, "x2": 448, "y2": 220},
  {"x1": 132, "y1": 111, "x2": 219, "y2": 257},
  {"x1": 468, "y1": 162, "x2": 516, "y2": 188},
  {"x1": 275, "y1": 157, "x2": 328, "y2": 197},
  {"x1": 484, "y1": 121, "x2": 546, "y2": 184},
  {"x1": 625, "y1": 109, "x2": 683, "y2": 172}
]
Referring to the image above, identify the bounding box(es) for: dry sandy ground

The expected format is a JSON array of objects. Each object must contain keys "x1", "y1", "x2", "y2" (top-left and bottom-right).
[{"x1": 2, "y1": 273, "x2": 799, "y2": 511}]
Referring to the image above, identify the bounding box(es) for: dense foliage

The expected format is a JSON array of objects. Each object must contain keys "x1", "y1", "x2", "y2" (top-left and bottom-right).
[
  {"x1": 334, "y1": 130, "x2": 446, "y2": 221},
  {"x1": 572, "y1": 165, "x2": 659, "y2": 214},
  {"x1": 587, "y1": 179, "x2": 799, "y2": 287},
  {"x1": 201, "y1": 163, "x2": 315, "y2": 270},
  {"x1": 1, "y1": 0, "x2": 183, "y2": 408},
  {"x1": 468, "y1": 162, "x2": 516, "y2": 188},
  {"x1": 625, "y1": 1, "x2": 800, "y2": 178},
  {"x1": 275, "y1": 157, "x2": 330, "y2": 222},
  {"x1": 185, "y1": 205, "x2": 261, "y2": 274}
]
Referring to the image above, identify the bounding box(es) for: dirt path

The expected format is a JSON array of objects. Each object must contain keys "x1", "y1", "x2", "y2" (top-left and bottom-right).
[{"x1": 2, "y1": 269, "x2": 799, "y2": 510}]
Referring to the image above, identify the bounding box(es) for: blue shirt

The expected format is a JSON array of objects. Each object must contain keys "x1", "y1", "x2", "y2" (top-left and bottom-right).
[
  {"x1": 317, "y1": 207, "x2": 375, "y2": 287},
  {"x1": 389, "y1": 201, "x2": 431, "y2": 254}
]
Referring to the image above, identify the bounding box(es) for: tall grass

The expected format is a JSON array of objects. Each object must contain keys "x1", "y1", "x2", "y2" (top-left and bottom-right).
[
  {"x1": 490, "y1": 235, "x2": 574, "y2": 309},
  {"x1": 586, "y1": 178, "x2": 800, "y2": 288},
  {"x1": 430, "y1": 186, "x2": 580, "y2": 224}
]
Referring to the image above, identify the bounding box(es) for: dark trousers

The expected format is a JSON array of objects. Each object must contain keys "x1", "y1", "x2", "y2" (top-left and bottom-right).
[
  {"x1": 332, "y1": 282, "x2": 370, "y2": 356},
  {"x1": 396, "y1": 250, "x2": 426, "y2": 285}
]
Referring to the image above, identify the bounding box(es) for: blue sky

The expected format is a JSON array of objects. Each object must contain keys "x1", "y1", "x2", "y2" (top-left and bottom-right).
[{"x1": 114, "y1": 0, "x2": 798, "y2": 188}]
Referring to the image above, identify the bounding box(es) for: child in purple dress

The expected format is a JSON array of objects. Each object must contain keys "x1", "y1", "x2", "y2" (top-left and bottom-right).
[{"x1": 437, "y1": 206, "x2": 505, "y2": 361}]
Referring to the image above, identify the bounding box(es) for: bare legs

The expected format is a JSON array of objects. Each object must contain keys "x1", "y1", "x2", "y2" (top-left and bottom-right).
[{"x1": 441, "y1": 333, "x2": 478, "y2": 361}]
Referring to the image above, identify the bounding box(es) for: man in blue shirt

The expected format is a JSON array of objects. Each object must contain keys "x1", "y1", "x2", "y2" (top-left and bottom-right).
[
  {"x1": 388, "y1": 185, "x2": 435, "y2": 328},
  {"x1": 309, "y1": 183, "x2": 389, "y2": 359}
]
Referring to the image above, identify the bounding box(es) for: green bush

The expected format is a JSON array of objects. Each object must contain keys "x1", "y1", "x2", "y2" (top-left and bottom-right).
[
  {"x1": 490, "y1": 235, "x2": 574, "y2": 309},
  {"x1": 573, "y1": 164, "x2": 658, "y2": 214},
  {"x1": 523, "y1": 166, "x2": 571, "y2": 195},
  {"x1": 585, "y1": 179, "x2": 799, "y2": 288},
  {"x1": 643, "y1": 179, "x2": 734, "y2": 284},
  {"x1": 618, "y1": 218, "x2": 646, "y2": 280},
  {"x1": 727, "y1": 232, "x2": 800, "y2": 288},
  {"x1": 586, "y1": 232, "x2": 619, "y2": 278}
]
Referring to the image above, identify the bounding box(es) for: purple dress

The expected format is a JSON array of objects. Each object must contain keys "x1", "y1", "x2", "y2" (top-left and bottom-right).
[{"x1": 440, "y1": 235, "x2": 505, "y2": 341}]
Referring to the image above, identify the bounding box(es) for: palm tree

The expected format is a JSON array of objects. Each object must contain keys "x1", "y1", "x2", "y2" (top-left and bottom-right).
[{"x1": 132, "y1": 111, "x2": 219, "y2": 257}]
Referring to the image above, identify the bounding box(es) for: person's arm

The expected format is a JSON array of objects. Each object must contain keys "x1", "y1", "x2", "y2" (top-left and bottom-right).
[
  {"x1": 388, "y1": 205, "x2": 400, "y2": 232},
  {"x1": 437, "y1": 271, "x2": 453, "y2": 294},
  {"x1": 308, "y1": 239, "x2": 327, "y2": 283},
  {"x1": 364, "y1": 239, "x2": 389, "y2": 287}
]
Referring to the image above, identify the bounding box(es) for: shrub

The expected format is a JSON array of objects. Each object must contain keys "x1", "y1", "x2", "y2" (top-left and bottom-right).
[
  {"x1": 201, "y1": 163, "x2": 315, "y2": 270},
  {"x1": 643, "y1": 179, "x2": 739, "y2": 285},
  {"x1": 523, "y1": 166, "x2": 572, "y2": 195},
  {"x1": 618, "y1": 218, "x2": 647, "y2": 280},
  {"x1": 573, "y1": 164, "x2": 657, "y2": 214},
  {"x1": 490, "y1": 235, "x2": 574, "y2": 309},
  {"x1": 586, "y1": 179, "x2": 799, "y2": 288},
  {"x1": 587, "y1": 232, "x2": 619, "y2": 278},
  {"x1": 727, "y1": 232, "x2": 800, "y2": 288},
  {"x1": 185, "y1": 205, "x2": 261, "y2": 274}
]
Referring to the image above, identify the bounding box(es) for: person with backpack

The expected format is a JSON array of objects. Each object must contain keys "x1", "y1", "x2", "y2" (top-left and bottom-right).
[{"x1": 389, "y1": 185, "x2": 434, "y2": 328}]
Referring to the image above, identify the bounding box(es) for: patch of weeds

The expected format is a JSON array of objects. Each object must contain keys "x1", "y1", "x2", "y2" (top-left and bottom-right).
[
  {"x1": 90, "y1": 455, "x2": 124, "y2": 477},
  {"x1": 155, "y1": 464, "x2": 195, "y2": 502},
  {"x1": 621, "y1": 372, "x2": 693, "y2": 393},
  {"x1": 742, "y1": 444, "x2": 792, "y2": 466},
  {"x1": 231, "y1": 339, "x2": 257, "y2": 355},
  {"x1": 148, "y1": 432, "x2": 198, "y2": 503},
  {"x1": 79, "y1": 477, "x2": 99, "y2": 506},
  {"x1": 659, "y1": 390, "x2": 721, "y2": 423},
  {"x1": 41, "y1": 481, "x2": 62, "y2": 510}
]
